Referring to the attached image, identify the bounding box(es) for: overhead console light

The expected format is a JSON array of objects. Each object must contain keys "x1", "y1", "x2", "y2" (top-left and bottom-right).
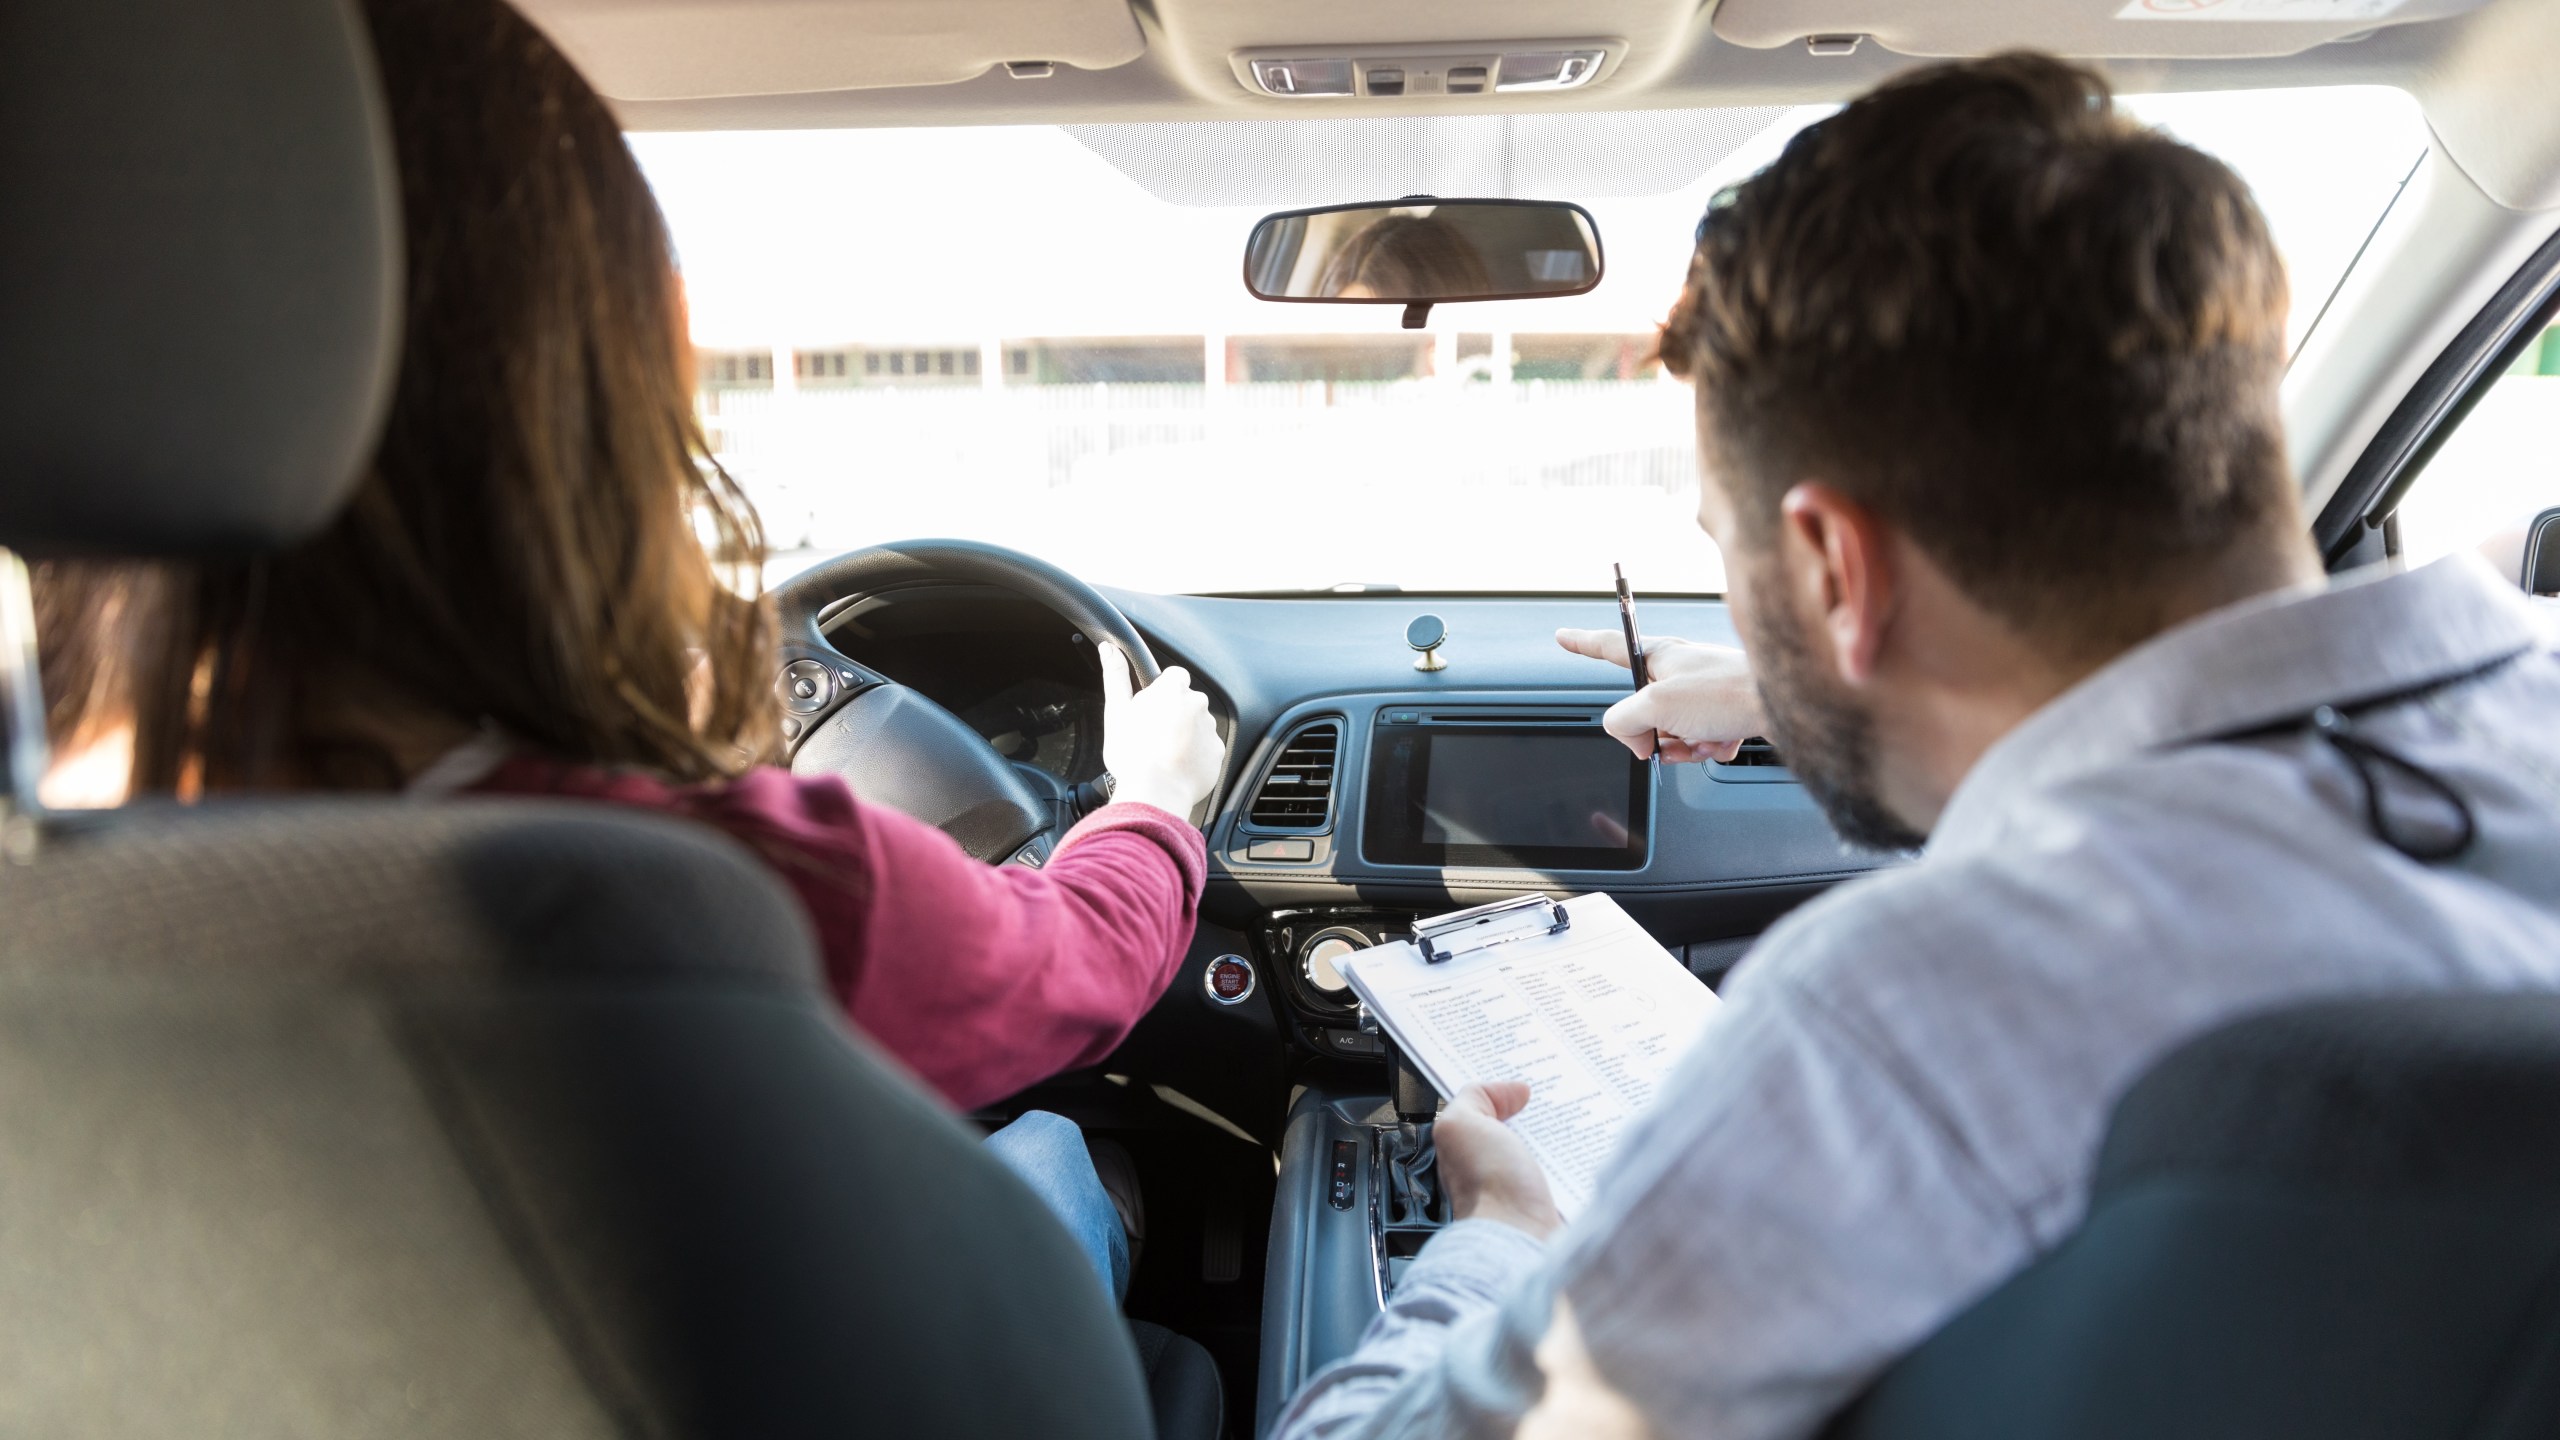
[
  {"x1": 1250, "y1": 58, "x2": 1355, "y2": 96},
  {"x1": 1494, "y1": 50, "x2": 1607, "y2": 91},
  {"x1": 1234, "y1": 41, "x2": 1622, "y2": 100}
]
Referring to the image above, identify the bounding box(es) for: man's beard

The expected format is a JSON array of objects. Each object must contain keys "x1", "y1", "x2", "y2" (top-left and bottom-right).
[{"x1": 1737, "y1": 581, "x2": 1928, "y2": 854}]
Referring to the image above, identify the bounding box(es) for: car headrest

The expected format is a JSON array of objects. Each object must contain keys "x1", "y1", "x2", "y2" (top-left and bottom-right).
[{"x1": 0, "y1": 0, "x2": 399, "y2": 557}]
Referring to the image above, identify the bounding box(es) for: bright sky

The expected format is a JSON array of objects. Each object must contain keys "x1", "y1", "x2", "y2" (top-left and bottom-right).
[
  {"x1": 631, "y1": 113, "x2": 1814, "y2": 346},
  {"x1": 630, "y1": 87, "x2": 2427, "y2": 353},
  {"x1": 624, "y1": 87, "x2": 2435, "y2": 593}
]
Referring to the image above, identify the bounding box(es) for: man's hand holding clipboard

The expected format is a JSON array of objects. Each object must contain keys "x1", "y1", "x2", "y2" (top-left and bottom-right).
[{"x1": 1556, "y1": 567, "x2": 1766, "y2": 764}]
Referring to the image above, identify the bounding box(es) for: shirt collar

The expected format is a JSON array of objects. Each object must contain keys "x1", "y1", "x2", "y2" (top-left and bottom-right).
[{"x1": 1932, "y1": 553, "x2": 2556, "y2": 857}]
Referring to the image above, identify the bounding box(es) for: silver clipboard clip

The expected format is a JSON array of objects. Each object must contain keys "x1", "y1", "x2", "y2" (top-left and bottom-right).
[{"x1": 1412, "y1": 894, "x2": 1571, "y2": 965}]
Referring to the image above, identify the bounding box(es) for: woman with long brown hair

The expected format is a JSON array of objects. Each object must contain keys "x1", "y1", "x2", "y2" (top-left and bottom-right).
[{"x1": 36, "y1": 0, "x2": 1220, "y2": 1269}]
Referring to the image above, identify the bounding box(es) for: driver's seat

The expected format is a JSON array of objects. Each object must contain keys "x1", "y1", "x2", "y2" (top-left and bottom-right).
[{"x1": 0, "y1": 2, "x2": 1211, "y2": 1435}]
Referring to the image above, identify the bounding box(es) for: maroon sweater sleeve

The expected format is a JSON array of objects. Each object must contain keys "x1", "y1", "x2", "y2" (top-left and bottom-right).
[{"x1": 473, "y1": 759, "x2": 1205, "y2": 1111}]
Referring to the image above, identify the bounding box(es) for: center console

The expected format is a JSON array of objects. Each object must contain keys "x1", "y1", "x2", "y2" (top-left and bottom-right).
[
  {"x1": 1231, "y1": 691, "x2": 1868, "y2": 1434},
  {"x1": 1255, "y1": 1083, "x2": 1454, "y2": 1435},
  {"x1": 1212, "y1": 687, "x2": 1863, "y2": 920},
  {"x1": 1236, "y1": 700, "x2": 1668, "y2": 1067}
]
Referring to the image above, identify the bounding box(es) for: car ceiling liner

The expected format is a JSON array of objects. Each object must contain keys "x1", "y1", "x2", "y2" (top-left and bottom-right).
[
  {"x1": 514, "y1": 0, "x2": 1149, "y2": 100},
  {"x1": 1715, "y1": 0, "x2": 2492, "y2": 61}
]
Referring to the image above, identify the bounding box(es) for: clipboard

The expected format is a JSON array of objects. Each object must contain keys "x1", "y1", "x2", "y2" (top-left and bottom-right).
[
  {"x1": 1412, "y1": 894, "x2": 1572, "y2": 964},
  {"x1": 1337, "y1": 892, "x2": 1718, "y2": 1221}
]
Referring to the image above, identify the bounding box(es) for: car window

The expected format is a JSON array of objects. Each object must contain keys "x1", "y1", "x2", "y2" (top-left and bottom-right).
[
  {"x1": 629, "y1": 87, "x2": 2426, "y2": 596},
  {"x1": 2390, "y1": 319, "x2": 2560, "y2": 589}
]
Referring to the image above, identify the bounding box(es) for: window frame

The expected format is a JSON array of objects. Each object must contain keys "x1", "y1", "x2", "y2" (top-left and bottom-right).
[{"x1": 2314, "y1": 223, "x2": 2560, "y2": 572}]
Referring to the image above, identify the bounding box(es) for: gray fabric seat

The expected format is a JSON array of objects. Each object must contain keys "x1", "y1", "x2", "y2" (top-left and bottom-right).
[
  {"x1": 0, "y1": 800, "x2": 1160, "y2": 1436},
  {"x1": 1825, "y1": 994, "x2": 2560, "y2": 1440},
  {"x1": 0, "y1": 1, "x2": 1214, "y2": 1434}
]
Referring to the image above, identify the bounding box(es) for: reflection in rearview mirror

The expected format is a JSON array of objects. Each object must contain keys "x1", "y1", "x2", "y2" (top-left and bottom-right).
[{"x1": 1244, "y1": 199, "x2": 1602, "y2": 317}]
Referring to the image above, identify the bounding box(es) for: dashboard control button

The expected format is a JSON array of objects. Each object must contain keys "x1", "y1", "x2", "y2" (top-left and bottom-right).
[
  {"x1": 1203, "y1": 954, "x2": 1256, "y2": 1005},
  {"x1": 1300, "y1": 927, "x2": 1368, "y2": 994},
  {"x1": 1383, "y1": 709, "x2": 1419, "y2": 725},
  {"x1": 1317, "y1": 1027, "x2": 1383, "y2": 1058},
  {"x1": 1246, "y1": 837, "x2": 1314, "y2": 863}
]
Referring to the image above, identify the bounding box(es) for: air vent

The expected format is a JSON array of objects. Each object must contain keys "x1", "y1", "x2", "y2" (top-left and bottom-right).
[
  {"x1": 1723, "y1": 737, "x2": 1786, "y2": 768},
  {"x1": 1248, "y1": 722, "x2": 1341, "y2": 829}
]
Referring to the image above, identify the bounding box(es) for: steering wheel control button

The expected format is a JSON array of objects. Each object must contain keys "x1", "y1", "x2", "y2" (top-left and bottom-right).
[
  {"x1": 777, "y1": 658, "x2": 836, "y2": 714},
  {"x1": 1329, "y1": 1138, "x2": 1358, "y2": 1209},
  {"x1": 1006, "y1": 835, "x2": 1053, "y2": 868},
  {"x1": 1407, "y1": 614, "x2": 1448, "y2": 672},
  {"x1": 1204, "y1": 954, "x2": 1257, "y2": 1006},
  {"x1": 1246, "y1": 837, "x2": 1314, "y2": 863}
]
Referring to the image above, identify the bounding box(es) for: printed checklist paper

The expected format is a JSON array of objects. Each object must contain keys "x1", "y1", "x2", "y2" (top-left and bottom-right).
[{"x1": 1337, "y1": 894, "x2": 1718, "y2": 1222}]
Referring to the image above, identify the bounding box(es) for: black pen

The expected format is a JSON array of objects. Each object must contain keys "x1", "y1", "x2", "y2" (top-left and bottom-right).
[{"x1": 1613, "y1": 563, "x2": 1660, "y2": 757}]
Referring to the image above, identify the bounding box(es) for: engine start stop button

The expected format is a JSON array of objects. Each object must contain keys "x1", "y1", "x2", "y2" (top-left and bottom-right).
[{"x1": 1203, "y1": 954, "x2": 1256, "y2": 1005}]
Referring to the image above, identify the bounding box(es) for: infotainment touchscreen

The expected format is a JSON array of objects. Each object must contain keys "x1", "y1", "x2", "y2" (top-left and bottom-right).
[{"x1": 1363, "y1": 723, "x2": 1650, "y2": 870}]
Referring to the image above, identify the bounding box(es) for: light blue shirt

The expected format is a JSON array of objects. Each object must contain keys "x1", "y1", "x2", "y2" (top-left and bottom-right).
[{"x1": 1275, "y1": 555, "x2": 2560, "y2": 1440}]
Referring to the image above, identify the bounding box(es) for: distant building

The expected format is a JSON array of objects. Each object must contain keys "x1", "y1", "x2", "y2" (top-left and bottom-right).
[
  {"x1": 824, "y1": 346, "x2": 983, "y2": 385},
  {"x1": 699, "y1": 331, "x2": 1667, "y2": 392},
  {"x1": 1512, "y1": 334, "x2": 1661, "y2": 381},
  {"x1": 1231, "y1": 335, "x2": 1425, "y2": 383},
  {"x1": 698, "y1": 349, "x2": 775, "y2": 390},
  {"x1": 1022, "y1": 338, "x2": 1204, "y2": 384}
]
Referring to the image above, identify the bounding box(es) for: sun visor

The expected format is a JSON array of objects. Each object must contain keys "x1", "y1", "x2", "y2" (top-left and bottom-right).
[
  {"x1": 1712, "y1": 0, "x2": 2490, "y2": 60},
  {"x1": 1067, "y1": 109, "x2": 1791, "y2": 208},
  {"x1": 515, "y1": 0, "x2": 1147, "y2": 101}
]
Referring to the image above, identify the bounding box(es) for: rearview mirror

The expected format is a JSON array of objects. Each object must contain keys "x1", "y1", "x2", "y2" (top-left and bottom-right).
[{"x1": 1243, "y1": 198, "x2": 1602, "y2": 324}]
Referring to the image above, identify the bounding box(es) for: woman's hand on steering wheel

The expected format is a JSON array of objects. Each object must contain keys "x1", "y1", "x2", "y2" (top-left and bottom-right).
[{"x1": 1097, "y1": 641, "x2": 1223, "y2": 818}]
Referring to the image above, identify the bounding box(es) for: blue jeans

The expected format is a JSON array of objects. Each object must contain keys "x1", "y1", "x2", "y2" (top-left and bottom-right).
[{"x1": 985, "y1": 1110, "x2": 1129, "y2": 1305}]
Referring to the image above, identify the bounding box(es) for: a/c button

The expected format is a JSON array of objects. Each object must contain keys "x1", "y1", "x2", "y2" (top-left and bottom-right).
[{"x1": 1320, "y1": 1028, "x2": 1383, "y2": 1058}]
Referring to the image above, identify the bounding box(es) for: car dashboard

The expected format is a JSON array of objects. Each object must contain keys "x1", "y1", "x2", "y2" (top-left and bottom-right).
[
  {"x1": 824, "y1": 580, "x2": 1888, "y2": 1432},
  {"x1": 826, "y1": 581, "x2": 1885, "y2": 1066}
]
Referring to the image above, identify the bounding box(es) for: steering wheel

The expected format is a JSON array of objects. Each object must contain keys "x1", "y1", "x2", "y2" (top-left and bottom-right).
[{"x1": 769, "y1": 539, "x2": 1161, "y2": 866}]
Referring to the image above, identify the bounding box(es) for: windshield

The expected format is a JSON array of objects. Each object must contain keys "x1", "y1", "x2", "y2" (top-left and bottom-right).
[{"x1": 632, "y1": 89, "x2": 2425, "y2": 596}]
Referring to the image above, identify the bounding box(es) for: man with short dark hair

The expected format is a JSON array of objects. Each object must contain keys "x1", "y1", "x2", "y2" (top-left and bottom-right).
[{"x1": 1273, "y1": 52, "x2": 2560, "y2": 1440}]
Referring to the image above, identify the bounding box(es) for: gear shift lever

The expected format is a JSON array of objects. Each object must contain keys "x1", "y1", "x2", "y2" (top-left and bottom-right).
[
  {"x1": 1381, "y1": 1035, "x2": 1449, "y2": 1226},
  {"x1": 1388, "y1": 1036, "x2": 1438, "y2": 1126}
]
